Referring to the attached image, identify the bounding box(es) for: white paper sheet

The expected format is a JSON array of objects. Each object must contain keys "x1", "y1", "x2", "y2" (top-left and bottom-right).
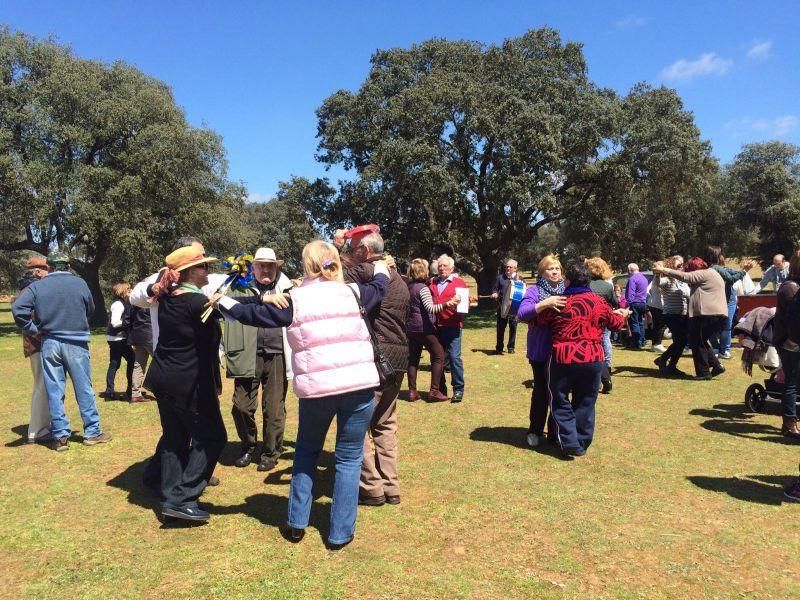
[{"x1": 455, "y1": 287, "x2": 470, "y2": 314}]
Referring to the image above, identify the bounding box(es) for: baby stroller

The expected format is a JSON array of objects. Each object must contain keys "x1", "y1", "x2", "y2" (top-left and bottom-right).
[{"x1": 733, "y1": 306, "x2": 783, "y2": 413}]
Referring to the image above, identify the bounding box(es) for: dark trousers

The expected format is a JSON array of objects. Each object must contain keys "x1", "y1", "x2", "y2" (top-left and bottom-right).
[
  {"x1": 649, "y1": 306, "x2": 665, "y2": 345},
  {"x1": 628, "y1": 302, "x2": 647, "y2": 348},
  {"x1": 105, "y1": 340, "x2": 134, "y2": 394},
  {"x1": 496, "y1": 314, "x2": 518, "y2": 352},
  {"x1": 777, "y1": 348, "x2": 800, "y2": 418},
  {"x1": 231, "y1": 353, "x2": 288, "y2": 460},
  {"x1": 529, "y1": 360, "x2": 555, "y2": 438},
  {"x1": 548, "y1": 360, "x2": 603, "y2": 451},
  {"x1": 660, "y1": 314, "x2": 689, "y2": 368},
  {"x1": 688, "y1": 316, "x2": 724, "y2": 376},
  {"x1": 407, "y1": 331, "x2": 445, "y2": 392},
  {"x1": 157, "y1": 396, "x2": 227, "y2": 509}
]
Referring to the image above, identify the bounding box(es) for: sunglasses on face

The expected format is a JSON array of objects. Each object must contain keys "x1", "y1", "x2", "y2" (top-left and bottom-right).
[{"x1": 196, "y1": 263, "x2": 210, "y2": 271}]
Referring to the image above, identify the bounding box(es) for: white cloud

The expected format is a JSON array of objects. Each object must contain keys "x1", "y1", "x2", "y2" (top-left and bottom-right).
[
  {"x1": 746, "y1": 39, "x2": 772, "y2": 61},
  {"x1": 660, "y1": 52, "x2": 732, "y2": 82},
  {"x1": 724, "y1": 115, "x2": 800, "y2": 139},
  {"x1": 615, "y1": 15, "x2": 649, "y2": 29},
  {"x1": 247, "y1": 192, "x2": 272, "y2": 203}
]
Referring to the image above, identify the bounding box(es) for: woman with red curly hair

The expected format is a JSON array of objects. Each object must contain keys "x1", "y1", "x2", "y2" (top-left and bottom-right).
[{"x1": 653, "y1": 257, "x2": 727, "y2": 380}]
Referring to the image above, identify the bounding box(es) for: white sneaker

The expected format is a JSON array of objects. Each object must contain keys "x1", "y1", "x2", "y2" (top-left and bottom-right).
[
  {"x1": 719, "y1": 351, "x2": 732, "y2": 359},
  {"x1": 652, "y1": 344, "x2": 667, "y2": 353},
  {"x1": 526, "y1": 433, "x2": 540, "y2": 448}
]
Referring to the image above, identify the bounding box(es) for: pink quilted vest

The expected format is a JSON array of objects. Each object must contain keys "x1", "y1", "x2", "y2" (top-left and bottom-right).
[{"x1": 287, "y1": 278, "x2": 379, "y2": 398}]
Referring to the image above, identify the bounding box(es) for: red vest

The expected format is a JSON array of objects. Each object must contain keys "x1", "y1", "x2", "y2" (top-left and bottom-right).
[{"x1": 429, "y1": 276, "x2": 467, "y2": 328}]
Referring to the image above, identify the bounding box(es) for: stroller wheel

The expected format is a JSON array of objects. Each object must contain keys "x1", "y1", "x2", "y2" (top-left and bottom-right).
[{"x1": 745, "y1": 383, "x2": 767, "y2": 413}]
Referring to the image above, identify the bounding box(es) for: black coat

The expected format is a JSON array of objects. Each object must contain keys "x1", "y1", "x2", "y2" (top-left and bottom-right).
[{"x1": 128, "y1": 305, "x2": 153, "y2": 346}]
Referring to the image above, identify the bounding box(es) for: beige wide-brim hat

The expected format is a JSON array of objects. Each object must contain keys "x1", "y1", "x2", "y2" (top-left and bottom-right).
[
  {"x1": 253, "y1": 247, "x2": 284, "y2": 266},
  {"x1": 165, "y1": 246, "x2": 218, "y2": 272}
]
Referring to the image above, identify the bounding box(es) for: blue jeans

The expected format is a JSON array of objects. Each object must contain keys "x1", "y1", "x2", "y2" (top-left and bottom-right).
[
  {"x1": 437, "y1": 326, "x2": 464, "y2": 393},
  {"x1": 601, "y1": 329, "x2": 612, "y2": 367},
  {"x1": 288, "y1": 389, "x2": 375, "y2": 544},
  {"x1": 713, "y1": 292, "x2": 738, "y2": 354},
  {"x1": 40, "y1": 337, "x2": 101, "y2": 440},
  {"x1": 628, "y1": 302, "x2": 647, "y2": 348}
]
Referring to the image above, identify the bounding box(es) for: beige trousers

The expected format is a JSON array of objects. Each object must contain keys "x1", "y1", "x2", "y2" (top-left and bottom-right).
[
  {"x1": 360, "y1": 373, "x2": 404, "y2": 498},
  {"x1": 28, "y1": 354, "x2": 51, "y2": 441},
  {"x1": 131, "y1": 345, "x2": 153, "y2": 397}
]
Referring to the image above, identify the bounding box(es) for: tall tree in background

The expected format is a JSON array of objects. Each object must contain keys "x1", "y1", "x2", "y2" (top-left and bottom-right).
[
  {"x1": 723, "y1": 141, "x2": 800, "y2": 266},
  {"x1": 0, "y1": 29, "x2": 245, "y2": 321},
  {"x1": 308, "y1": 28, "x2": 620, "y2": 292},
  {"x1": 557, "y1": 84, "x2": 720, "y2": 268},
  {"x1": 243, "y1": 178, "x2": 322, "y2": 277}
]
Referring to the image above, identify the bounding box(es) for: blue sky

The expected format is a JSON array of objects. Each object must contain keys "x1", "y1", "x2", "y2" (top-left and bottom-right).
[{"x1": 3, "y1": 0, "x2": 799, "y2": 201}]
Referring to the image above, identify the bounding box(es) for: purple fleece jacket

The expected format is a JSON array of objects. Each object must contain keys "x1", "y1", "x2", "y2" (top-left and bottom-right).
[
  {"x1": 515, "y1": 286, "x2": 552, "y2": 362},
  {"x1": 625, "y1": 271, "x2": 648, "y2": 304}
]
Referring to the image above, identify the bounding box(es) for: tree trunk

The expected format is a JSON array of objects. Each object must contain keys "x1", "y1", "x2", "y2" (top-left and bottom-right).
[
  {"x1": 476, "y1": 254, "x2": 501, "y2": 309},
  {"x1": 77, "y1": 264, "x2": 106, "y2": 326}
]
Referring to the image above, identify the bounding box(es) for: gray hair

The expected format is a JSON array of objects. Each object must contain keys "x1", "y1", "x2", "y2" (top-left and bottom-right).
[
  {"x1": 357, "y1": 232, "x2": 384, "y2": 254},
  {"x1": 627, "y1": 263, "x2": 639, "y2": 273},
  {"x1": 437, "y1": 254, "x2": 455, "y2": 268},
  {"x1": 505, "y1": 258, "x2": 518, "y2": 268}
]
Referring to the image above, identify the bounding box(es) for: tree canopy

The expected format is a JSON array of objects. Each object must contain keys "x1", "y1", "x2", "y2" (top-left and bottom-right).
[
  {"x1": 0, "y1": 28, "x2": 245, "y2": 320},
  {"x1": 300, "y1": 28, "x2": 715, "y2": 289},
  {"x1": 722, "y1": 141, "x2": 800, "y2": 266},
  {"x1": 242, "y1": 179, "x2": 322, "y2": 278}
]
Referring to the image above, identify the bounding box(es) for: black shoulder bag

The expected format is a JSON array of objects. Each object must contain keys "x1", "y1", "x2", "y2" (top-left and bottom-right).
[{"x1": 348, "y1": 285, "x2": 396, "y2": 388}]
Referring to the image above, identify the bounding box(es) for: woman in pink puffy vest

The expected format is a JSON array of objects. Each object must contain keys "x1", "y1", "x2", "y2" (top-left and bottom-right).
[{"x1": 216, "y1": 240, "x2": 389, "y2": 549}]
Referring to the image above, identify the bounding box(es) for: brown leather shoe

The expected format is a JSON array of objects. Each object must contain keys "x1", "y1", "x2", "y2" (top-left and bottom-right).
[
  {"x1": 428, "y1": 389, "x2": 449, "y2": 402},
  {"x1": 407, "y1": 389, "x2": 420, "y2": 402},
  {"x1": 782, "y1": 416, "x2": 800, "y2": 439},
  {"x1": 358, "y1": 494, "x2": 385, "y2": 506},
  {"x1": 83, "y1": 432, "x2": 112, "y2": 446}
]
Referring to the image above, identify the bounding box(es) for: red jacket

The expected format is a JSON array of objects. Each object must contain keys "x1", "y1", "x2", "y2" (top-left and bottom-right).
[
  {"x1": 536, "y1": 289, "x2": 625, "y2": 364},
  {"x1": 429, "y1": 276, "x2": 467, "y2": 328}
]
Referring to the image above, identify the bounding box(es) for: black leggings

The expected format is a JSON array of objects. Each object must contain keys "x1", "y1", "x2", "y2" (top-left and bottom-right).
[{"x1": 106, "y1": 340, "x2": 135, "y2": 393}]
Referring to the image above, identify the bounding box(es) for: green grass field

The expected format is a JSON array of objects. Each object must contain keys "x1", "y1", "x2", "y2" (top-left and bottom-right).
[{"x1": 1, "y1": 300, "x2": 798, "y2": 599}]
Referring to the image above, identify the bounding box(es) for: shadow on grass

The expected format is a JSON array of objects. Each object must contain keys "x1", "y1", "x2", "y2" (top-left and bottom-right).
[
  {"x1": 687, "y1": 475, "x2": 796, "y2": 505},
  {"x1": 471, "y1": 349, "x2": 500, "y2": 356},
  {"x1": 469, "y1": 426, "x2": 573, "y2": 461},
  {"x1": 5, "y1": 424, "x2": 30, "y2": 447},
  {"x1": 107, "y1": 440, "x2": 336, "y2": 536},
  {"x1": 612, "y1": 365, "x2": 661, "y2": 378},
  {"x1": 690, "y1": 403, "x2": 792, "y2": 444},
  {"x1": 462, "y1": 309, "x2": 497, "y2": 330}
]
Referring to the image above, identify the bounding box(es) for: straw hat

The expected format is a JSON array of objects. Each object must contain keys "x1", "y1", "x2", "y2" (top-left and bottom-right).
[{"x1": 165, "y1": 246, "x2": 217, "y2": 272}]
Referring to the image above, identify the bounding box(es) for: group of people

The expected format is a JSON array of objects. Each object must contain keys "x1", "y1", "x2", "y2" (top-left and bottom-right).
[{"x1": 14, "y1": 231, "x2": 800, "y2": 544}]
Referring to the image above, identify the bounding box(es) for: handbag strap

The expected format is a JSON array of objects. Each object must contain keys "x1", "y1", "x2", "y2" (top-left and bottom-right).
[{"x1": 347, "y1": 284, "x2": 381, "y2": 355}]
